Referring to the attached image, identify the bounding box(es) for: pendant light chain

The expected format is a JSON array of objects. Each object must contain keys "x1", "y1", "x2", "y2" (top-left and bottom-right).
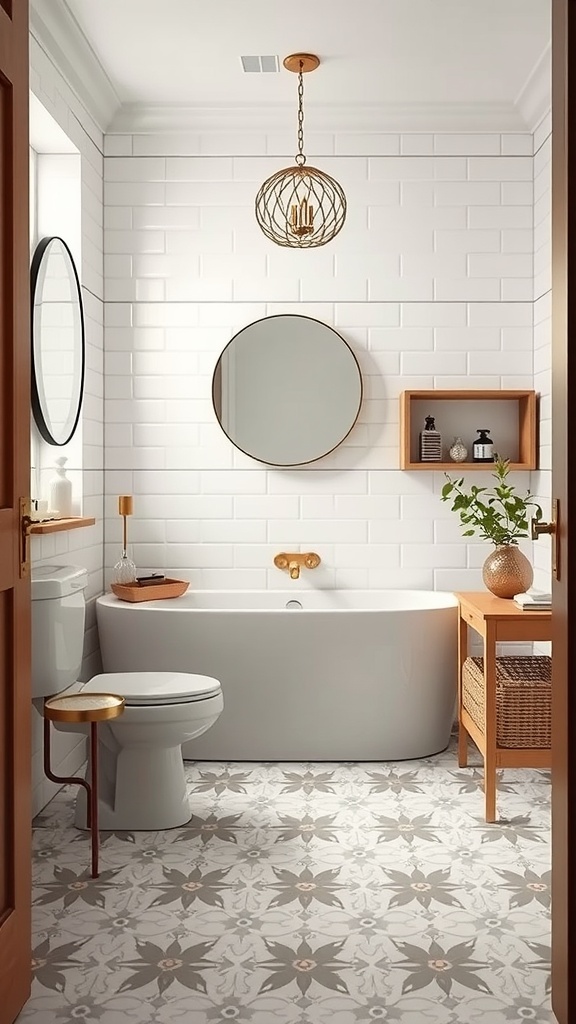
[
  {"x1": 254, "y1": 52, "x2": 347, "y2": 248},
  {"x1": 295, "y1": 66, "x2": 306, "y2": 166}
]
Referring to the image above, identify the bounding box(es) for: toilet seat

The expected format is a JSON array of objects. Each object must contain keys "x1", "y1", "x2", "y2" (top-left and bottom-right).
[{"x1": 82, "y1": 671, "x2": 221, "y2": 707}]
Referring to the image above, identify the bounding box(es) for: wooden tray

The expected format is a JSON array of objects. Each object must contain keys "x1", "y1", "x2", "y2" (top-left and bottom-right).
[{"x1": 110, "y1": 578, "x2": 189, "y2": 602}]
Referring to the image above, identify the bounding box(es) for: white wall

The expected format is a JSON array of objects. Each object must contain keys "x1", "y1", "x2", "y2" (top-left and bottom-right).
[
  {"x1": 30, "y1": 36, "x2": 104, "y2": 815},
  {"x1": 532, "y1": 110, "x2": 552, "y2": 594},
  {"x1": 103, "y1": 129, "x2": 537, "y2": 593},
  {"x1": 32, "y1": 152, "x2": 83, "y2": 513}
]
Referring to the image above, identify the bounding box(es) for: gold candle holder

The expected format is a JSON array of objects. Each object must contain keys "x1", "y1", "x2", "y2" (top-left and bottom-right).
[
  {"x1": 118, "y1": 495, "x2": 133, "y2": 551},
  {"x1": 113, "y1": 495, "x2": 136, "y2": 585}
]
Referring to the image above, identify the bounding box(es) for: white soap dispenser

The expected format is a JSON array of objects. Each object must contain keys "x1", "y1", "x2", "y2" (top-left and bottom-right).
[{"x1": 48, "y1": 456, "x2": 72, "y2": 518}]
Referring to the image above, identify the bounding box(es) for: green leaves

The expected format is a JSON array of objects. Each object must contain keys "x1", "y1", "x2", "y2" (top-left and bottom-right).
[{"x1": 440, "y1": 457, "x2": 542, "y2": 546}]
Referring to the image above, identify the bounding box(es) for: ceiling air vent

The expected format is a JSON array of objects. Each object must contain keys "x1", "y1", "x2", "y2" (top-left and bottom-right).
[{"x1": 240, "y1": 55, "x2": 280, "y2": 73}]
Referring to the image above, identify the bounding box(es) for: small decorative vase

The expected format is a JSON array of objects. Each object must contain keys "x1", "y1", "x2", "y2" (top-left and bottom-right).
[
  {"x1": 482, "y1": 544, "x2": 533, "y2": 599},
  {"x1": 112, "y1": 553, "x2": 137, "y2": 585},
  {"x1": 449, "y1": 437, "x2": 468, "y2": 462}
]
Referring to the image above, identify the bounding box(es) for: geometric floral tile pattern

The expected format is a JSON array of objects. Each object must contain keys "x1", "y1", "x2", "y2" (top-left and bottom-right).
[{"x1": 19, "y1": 739, "x2": 554, "y2": 1022}]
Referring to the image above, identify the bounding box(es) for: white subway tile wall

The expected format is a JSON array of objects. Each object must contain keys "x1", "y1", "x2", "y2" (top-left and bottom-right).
[
  {"x1": 30, "y1": 36, "x2": 104, "y2": 814},
  {"x1": 532, "y1": 113, "x2": 552, "y2": 599},
  {"x1": 102, "y1": 130, "x2": 546, "y2": 596}
]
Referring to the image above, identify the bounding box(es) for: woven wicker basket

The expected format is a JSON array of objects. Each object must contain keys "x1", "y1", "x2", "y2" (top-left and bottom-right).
[{"x1": 462, "y1": 656, "x2": 552, "y2": 749}]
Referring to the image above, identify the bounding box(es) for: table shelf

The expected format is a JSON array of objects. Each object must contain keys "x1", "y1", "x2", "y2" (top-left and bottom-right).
[{"x1": 455, "y1": 591, "x2": 552, "y2": 822}]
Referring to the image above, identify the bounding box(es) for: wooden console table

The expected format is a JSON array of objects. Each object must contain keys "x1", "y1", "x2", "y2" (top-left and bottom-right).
[{"x1": 454, "y1": 592, "x2": 552, "y2": 822}]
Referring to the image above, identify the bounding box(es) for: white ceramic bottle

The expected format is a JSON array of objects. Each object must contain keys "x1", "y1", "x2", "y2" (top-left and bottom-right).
[{"x1": 48, "y1": 456, "x2": 72, "y2": 517}]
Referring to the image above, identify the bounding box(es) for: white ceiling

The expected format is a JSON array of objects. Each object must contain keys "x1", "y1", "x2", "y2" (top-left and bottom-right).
[{"x1": 35, "y1": 0, "x2": 551, "y2": 131}]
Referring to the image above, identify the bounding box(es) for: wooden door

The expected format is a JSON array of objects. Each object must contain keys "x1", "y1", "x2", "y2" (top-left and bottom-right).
[
  {"x1": 551, "y1": 2, "x2": 575, "y2": 1021},
  {"x1": 0, "y1": 2, "x2": 31, "y2": 1022}
]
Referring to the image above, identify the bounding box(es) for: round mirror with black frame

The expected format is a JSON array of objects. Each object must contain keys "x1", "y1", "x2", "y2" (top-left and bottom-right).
[
  {"x1": 30, "y1": 236, "x2": 85, "y2": 446},
  {"x1": 212, "y1": 314, "x2": 363, "y2": 466}
]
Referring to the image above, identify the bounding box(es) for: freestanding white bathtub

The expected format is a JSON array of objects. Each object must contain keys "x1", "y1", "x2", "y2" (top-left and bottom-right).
[{"x1": 96, "y1": 590, "x2": 458, "y2": 761}]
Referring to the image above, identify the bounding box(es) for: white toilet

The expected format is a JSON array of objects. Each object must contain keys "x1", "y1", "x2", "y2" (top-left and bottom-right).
[{"x1": 31, "y1": 564, "x2": 223, "y2": 830}]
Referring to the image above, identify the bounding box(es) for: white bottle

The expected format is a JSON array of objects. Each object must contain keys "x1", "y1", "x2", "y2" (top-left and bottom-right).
[{"x1": 48, "y1": 457, "x2": 72, "y2": 518}]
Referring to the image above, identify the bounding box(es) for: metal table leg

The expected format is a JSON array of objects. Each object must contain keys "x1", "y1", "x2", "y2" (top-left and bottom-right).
[
  {"x1": 42, "y1": 692, "x2": 125, "y2": 880},
  {"x1": 43, "y1": 716, "x2": 100, "y2": 878}
]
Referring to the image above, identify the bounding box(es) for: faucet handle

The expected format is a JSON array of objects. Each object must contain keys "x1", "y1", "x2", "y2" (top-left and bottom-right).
[{"x1": 274, "y1": 552, "x2": 321, "y2": 574}]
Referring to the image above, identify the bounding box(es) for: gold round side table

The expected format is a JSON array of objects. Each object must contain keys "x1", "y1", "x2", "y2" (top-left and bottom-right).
[{"x1": 43, "y1": 693, "x2": 125, "y2": 878}]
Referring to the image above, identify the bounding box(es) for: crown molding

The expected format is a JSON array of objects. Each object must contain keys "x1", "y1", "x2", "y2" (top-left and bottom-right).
[
  {"x1": 108, "y1": 100, "x2": 528, "y2": 135},
  {"x1": 516, "y1": 44, "x2": 551, "y2": 133},
  {"x1": 28, "y1": 4, "x2": 545, "y2": 140},
  {"x1": 30, "y1": 0, "x2": 121, "y2": 132}
]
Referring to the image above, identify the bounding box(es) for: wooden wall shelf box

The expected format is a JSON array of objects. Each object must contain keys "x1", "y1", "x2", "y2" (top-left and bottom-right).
[{"x1": 399, "y1": 389, "x2": 537, "y2": 471}]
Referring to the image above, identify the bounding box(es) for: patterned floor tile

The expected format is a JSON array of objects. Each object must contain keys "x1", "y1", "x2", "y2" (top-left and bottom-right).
[{"x1": 19, "y1": 751, "x2": 555, "y2": 1023}]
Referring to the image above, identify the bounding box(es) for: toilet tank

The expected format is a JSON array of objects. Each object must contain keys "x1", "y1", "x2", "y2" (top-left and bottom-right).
[{"x1": 31, "y1": 565, "x2": 88, "y2": 698}]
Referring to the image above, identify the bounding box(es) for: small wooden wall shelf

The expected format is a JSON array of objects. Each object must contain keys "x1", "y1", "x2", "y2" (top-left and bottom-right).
[
  {"x1": 28, "y1": 516, "x2": 96, "y2": 535},
  {"x1": 400, "y1": 390, "x2": 537, "y2": 471}
]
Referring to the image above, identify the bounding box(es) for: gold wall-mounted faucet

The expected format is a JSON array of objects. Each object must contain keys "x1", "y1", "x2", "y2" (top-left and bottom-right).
[{"x1": 274, "y1": 552, "x2": 321, "y2": 580}]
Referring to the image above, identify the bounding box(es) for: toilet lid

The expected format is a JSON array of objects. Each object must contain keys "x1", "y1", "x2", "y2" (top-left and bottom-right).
[{"x1": 82, "y1": 672, "x2": 221, "y2": 706}]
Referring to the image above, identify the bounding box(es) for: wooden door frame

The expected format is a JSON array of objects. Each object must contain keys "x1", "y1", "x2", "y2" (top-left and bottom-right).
[
  {"x1": 551, "y1": 2, "x2": 575, "y2": 1021},
  {"x1": 0, "y1": 1, "x2": 32, "y2": 1022}
]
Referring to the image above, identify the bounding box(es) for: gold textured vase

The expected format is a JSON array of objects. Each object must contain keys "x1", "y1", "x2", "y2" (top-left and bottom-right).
[{"x1": 482, "y1": 544, "x2": 534, "y2": 599}]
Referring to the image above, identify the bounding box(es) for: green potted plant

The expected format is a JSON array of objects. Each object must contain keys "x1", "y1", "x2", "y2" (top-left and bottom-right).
[{"x1": 440, "y1": 457, "x2": 543, "y2": 598}]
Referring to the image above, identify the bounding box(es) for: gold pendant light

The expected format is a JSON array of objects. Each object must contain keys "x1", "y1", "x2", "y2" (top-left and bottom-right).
[{"x1": 255, "y1": 53, "x2": 347, "y2": 248}]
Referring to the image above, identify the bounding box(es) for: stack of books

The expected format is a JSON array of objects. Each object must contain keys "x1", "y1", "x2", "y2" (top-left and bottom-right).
[{"x1": 513, "y1": 590, "x2": 552, "y2": 611}]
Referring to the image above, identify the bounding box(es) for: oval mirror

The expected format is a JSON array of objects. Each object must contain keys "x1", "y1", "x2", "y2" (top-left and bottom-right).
[
  {"x1": 212, "y1": 314, "x2": 362, "y2": 466},
  {"x1": 30, "y1": 236, "x2": 85, "y2": 446}
]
